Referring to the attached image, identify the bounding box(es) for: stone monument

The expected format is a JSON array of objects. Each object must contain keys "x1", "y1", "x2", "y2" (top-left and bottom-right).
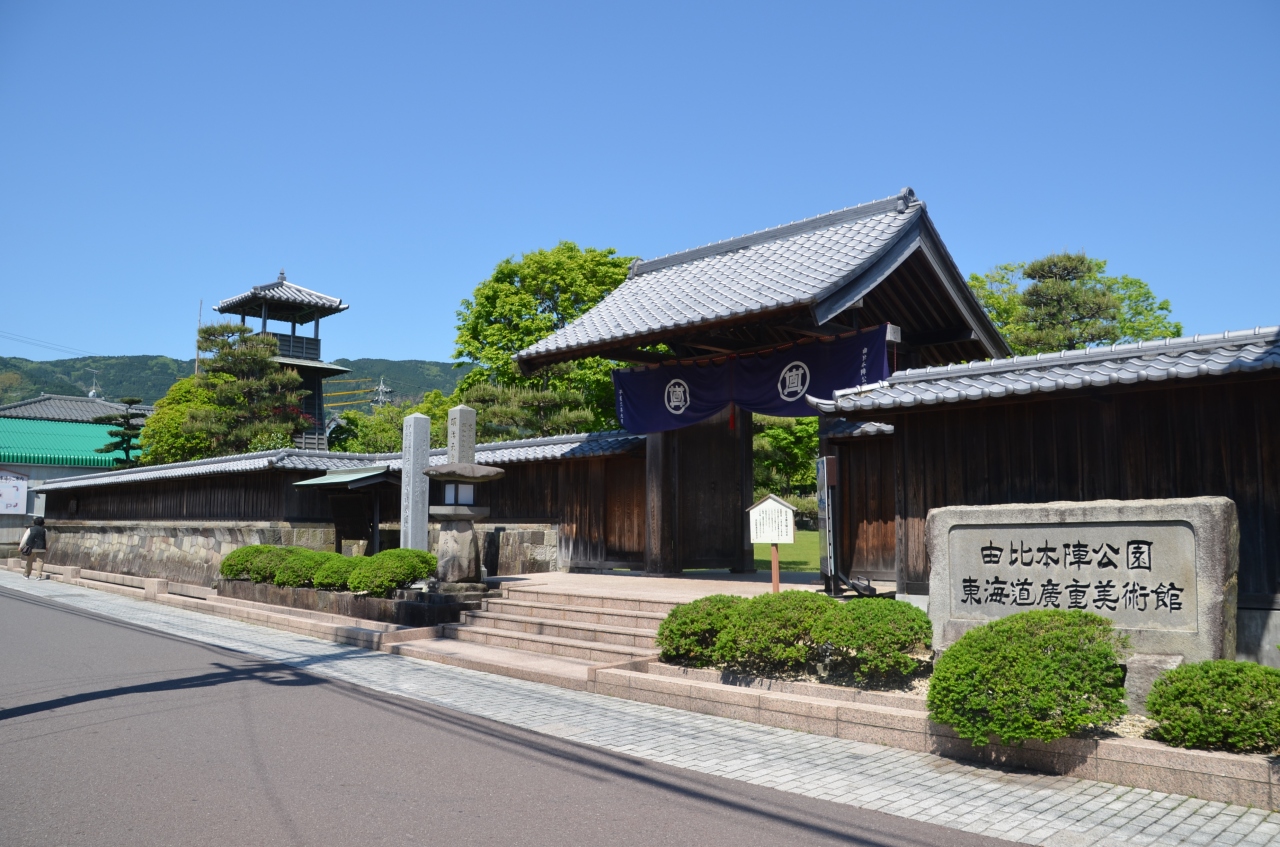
[
  {"x1": 400, "y1": 413, "x2": 431, "y2": 552},
  {"x1": 427, "y1": 406, "x2": 504, "y2": 584},
  {"x1": 926, "y1": 497, "x2": 1239, "y2": 712}
]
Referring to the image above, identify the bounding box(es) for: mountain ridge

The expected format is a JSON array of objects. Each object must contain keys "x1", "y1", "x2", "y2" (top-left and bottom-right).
[{"x1": 0, "y1": 355, "x2": 472, "y2": 409}]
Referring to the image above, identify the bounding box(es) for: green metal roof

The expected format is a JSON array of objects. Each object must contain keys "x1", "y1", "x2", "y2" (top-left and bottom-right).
[{"x1": 0, "y1": 418, "x2": 124, "y2": 467}]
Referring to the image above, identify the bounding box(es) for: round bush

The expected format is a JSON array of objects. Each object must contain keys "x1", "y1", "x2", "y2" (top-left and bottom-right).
[
  {"x1": 1147, "y1": 661, "x2": 1280, "y2": 753},
  {"x1": 218, "y1": 545, "x2": 293, "y2": 583},
  {"x1": 371, "y1": 548, "x2": 437, "y2": 582},
  {"x1": 656, "y1": 595, "x2": 746, "y2": 667},
  {"x1": 348, "y1": 550, "x2": 434, "y2": 598},
  {"x1": 927, "y1": 609, "x2": 1128, "y2": 746},
  {"x1": 714, "y1": 591, "x2": 838, "y2": 675},
  {"x1": 313, "y1": 555, "x2": 360, "y2": 591},
  {"x1": 812, "y1": 598, "x2": 932, "y2": 683},
  {"x1": 219, "y1": 544, "x2": 273, "y2": 580},
  {"x1": 273, "y1": 549, "x2": 342, "y2": 588}
]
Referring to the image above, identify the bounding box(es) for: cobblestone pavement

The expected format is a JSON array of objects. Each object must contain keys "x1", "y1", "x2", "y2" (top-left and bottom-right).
[{"x1": 4, "y1": 571, "x2": 1278, "y2": 847}]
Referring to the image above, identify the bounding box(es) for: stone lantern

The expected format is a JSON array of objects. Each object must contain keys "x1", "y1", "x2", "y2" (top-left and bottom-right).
[{"x1": 426, "y1": 405, "x2": 504, "y2": 584}]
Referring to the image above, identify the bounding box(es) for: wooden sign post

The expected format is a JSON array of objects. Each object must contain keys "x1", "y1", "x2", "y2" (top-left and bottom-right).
[{"x1": 747, "y1": 494, "x2": 797, "y2": 593}]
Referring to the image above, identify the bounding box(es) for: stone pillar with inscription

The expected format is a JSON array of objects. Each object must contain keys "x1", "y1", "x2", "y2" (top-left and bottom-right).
[
  {"x1": 400, "y1": 413, "x2": 431, "y2": 552},
  {"x1": 428, "y1": 406, "x2": 503, "y2": 584},
  {"x1": 926, "y1": 497, "x2": 1239, "y2": 713}
]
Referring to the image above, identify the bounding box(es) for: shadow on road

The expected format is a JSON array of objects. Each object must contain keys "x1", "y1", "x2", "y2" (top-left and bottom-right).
[{"x1": 0, "y1": 662, "x2": 320, "y2": 722}]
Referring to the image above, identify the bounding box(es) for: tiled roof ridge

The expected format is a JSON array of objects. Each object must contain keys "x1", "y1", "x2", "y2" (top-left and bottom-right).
[
  {"x1": 429, "y1": 429, "x2": 636, "y2": 456},
  {"x1": 0, "y1": 393, "x2": 156, "y2": 410},
  {"x1": 34, "y1": 432, "x2": 641, "y2": 488},
  {"x1": 38, "y1": 447, "x2": 402, "y2": 487},
  {"x1": 250, "y1": 279, "x2": 343, "y2": 305},
  {"x1": 631, "y1": 188, "x2": 921, "y2": 277},
  {"x1": 836, "y1": 324, "x2": 1280, "y2": 398}
]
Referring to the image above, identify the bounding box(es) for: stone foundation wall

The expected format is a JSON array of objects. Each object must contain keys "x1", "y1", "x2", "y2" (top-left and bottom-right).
[
  {"x1": 45, "y1": 521, "x2": 336, "y2": 587},
  {"x1": 41, "y1": 519, "x2": 564, "y2": 587}
]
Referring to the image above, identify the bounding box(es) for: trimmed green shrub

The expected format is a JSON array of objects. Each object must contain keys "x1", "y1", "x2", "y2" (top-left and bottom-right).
[
  {"x1": 313, "y1": 555, "x2": 360, "y2": 591},
  {"x1": 219, "y1": 544, "x2": 272, "y2": 580},
  {"x1": 247, "y1": 546, "x2": 295, "y2": 584},
  {"x1": 714, "y1": 591, "x2": 838, "y2": 675},
  {"x1": 812, "y1": 598, "x2": 932, "y2": 683},
  {"x1": 218, "y1": 544, "x2": 294, "y2": 583},
  {"x1": 656, "y1": 595, "x2": 746, "y2": 667},
  {"x1": 273, "y1": 549, "x2": 346, "y2": 588},
  {"x1": 1147, "y1": 661, "x2": 1280, "y2": 753},
  {"x1": 928, "y1": 610, "x2": 1128, "y2": 746},
  {"x1": 371, "y1": 548, "x2": 437, "y2": 582},
  {"x1": 347, "y1": 549, "x2": 436, "y2": 598}
]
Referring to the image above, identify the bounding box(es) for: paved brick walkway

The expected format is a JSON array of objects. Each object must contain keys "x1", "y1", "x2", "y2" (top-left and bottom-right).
[{"x1": 4, "y1": 570, "x2": 1278, "y2": 847}]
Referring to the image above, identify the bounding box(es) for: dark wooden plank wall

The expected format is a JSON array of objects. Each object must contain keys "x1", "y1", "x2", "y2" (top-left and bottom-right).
[
  {"x1": 46, "y1": 453, "x2": 650, "y2": 566},
  {"x1": 472, "y1": 456, "x2": 646, "y2": 565},
  {"x1": 835, "y1": 436, "x2": 897, "y2": 577},
  {"x1": 893, "y1": 373, "x2": 1280, "y2": 595},
  {"x1": 43, "y1": 471, "x2": 334, "y2": 522}
]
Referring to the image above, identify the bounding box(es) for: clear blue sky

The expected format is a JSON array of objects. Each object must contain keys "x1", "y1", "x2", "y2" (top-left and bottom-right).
[{"x1": 1, "y1": 1, "x2": 1276, "y2": 364}]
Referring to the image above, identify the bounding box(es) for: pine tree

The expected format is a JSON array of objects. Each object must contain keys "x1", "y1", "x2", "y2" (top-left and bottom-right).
[
  {"x1": 462, "y1": 383, "x2": 594, "y2": 441},
  {"x1": 93, "y1": 397, "x2": 148, "y2": 468},
  {"x1": 185, "y1": 323, "x2": 311, "y2": 455}
]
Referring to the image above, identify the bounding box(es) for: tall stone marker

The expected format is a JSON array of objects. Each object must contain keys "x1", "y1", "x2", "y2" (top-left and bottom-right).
[
  {"x1": 428, "y1": 404, "x2": 502, "y2": 584},
  {"x1": 447, "y1": 405, "x2": 476, "y2": 465},
  {"x1": 927, "y1": 497, "x2": 1238, "y2": 711},
  {"x1": 400, "y1": 413, "x2": 431, "y2": 551}
]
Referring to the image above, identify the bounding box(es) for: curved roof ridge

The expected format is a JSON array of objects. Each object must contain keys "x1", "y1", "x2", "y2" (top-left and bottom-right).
[{"x1": 633, "y1": 188, "x2": 919, "y2": 276}]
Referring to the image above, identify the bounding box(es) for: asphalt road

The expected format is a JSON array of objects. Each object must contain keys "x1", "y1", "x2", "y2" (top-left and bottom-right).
[{"x1": 0, "y1": 587, "x2": 1010, "y2": 847}]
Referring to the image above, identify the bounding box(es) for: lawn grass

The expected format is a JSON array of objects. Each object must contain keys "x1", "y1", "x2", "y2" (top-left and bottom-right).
[{"x1": 754, "y1": 529, "x2": 821, "y2": 572}]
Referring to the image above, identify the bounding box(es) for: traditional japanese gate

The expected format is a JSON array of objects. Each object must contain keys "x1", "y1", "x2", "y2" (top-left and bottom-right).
[{"x1": 515, "y1": 188, "x2": 1008, "y2": 575}]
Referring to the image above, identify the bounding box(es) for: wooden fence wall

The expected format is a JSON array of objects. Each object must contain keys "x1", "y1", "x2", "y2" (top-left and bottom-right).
[
  {"x1": 833, "y1": 435, "x2": 897, "y2": 580},
  {"x1": 890, "y1": 372, "x2": 1280, "y2": 596}
]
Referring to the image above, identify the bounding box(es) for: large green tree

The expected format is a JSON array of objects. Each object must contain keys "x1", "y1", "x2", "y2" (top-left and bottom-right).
[
  {"x1": 93, "y1": 397, "x2": 148, "y2": 468},
  {"x1": 453, "y1": 241, "x2": 634, "y2": 429},
  {"x1": 138, "y1": 375, "x2": 232, "y2": 465},
  {"x1": 968, "y1": 252, "x2": 1182, "y2": 355},
  {"x1": 186, "y1": 323, "x2": 312, "y2": 455}
]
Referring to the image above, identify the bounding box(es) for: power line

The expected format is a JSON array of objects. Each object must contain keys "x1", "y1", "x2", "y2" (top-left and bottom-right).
[{"x1": 0, "y1": 329, "x2": 97, "y2": 358}]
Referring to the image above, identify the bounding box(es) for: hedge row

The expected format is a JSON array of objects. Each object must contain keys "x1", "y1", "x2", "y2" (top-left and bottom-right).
[
  {"x1": 656, "y1": 591, "x2": 932, "y2": 684},
  {"x1": 218, "y1": 545, "x2": 436, "y2": 598}
]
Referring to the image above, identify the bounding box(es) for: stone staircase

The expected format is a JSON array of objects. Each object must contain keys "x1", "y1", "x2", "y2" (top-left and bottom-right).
[{"x1": 387, "y1": 584, "x2": 669, "y2": 688}]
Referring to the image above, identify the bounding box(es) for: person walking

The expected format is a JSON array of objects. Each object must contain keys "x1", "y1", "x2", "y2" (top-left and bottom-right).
[{"x1": 18, "y1": 516, "x2": 49, "y2": 580}]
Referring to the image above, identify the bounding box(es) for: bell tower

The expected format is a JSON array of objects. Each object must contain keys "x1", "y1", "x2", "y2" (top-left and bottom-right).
[{"x1": 214, "y1": 270, "x2": 351, "y2": 450}]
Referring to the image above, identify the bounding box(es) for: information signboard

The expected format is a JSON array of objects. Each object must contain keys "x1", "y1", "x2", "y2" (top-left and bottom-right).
[{"x1": 0, "y1": 469, "x2": 28, "y2": 515}]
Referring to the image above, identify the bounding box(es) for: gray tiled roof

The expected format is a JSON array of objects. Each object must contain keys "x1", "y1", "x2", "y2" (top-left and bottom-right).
[
  {"x1": 824, "y1": 420, "x2": 894, "y2": 438},
  {"x1": 431, "y1": 431, "x2": 644, "y2": 465},
  {"x1": 36, "y1": 431, "x2": 645, "y2": 491},
  {"x1": 216, "y1": 273, "x2": 348, "y2": 318},
  {"x1": 0, "y1": 394, "x2": 155, "y2": 423},
  {"x1": 516, "y1": 189, "x2": 923, "y2": 363},
  {"x1": 809, "y1": 326, "x2": 1280, "y2": 415}
]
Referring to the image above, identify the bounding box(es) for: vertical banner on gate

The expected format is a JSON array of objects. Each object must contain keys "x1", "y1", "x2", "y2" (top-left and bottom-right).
[{"x1": 612, "y1": 324, "x2": 891, "y2": 434}]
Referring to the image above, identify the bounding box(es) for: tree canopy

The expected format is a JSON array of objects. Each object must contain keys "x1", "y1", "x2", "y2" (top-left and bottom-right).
[
  {"x1": 453, "y1": 241, "x2": 634, "y2": 429},
  {"x1": 184, "y1": 323, "x2": 312, "y2": 455},
  {"x1": 138, "y1": 374, "x2": 232, "y2": 465},
  {"x1": 968, "y1": 252, "x2": 1182, "y2": 355},
  {"x1": 753, "y1": 416, "x2": 820, "y2": 496}
]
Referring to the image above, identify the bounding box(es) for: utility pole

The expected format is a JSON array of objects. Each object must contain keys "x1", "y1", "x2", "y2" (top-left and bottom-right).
[{"x1": 195, "y1": 300, "x2": 202, "y2": 375}]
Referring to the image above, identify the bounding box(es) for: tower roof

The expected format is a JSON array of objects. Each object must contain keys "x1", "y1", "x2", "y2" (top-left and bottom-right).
[{"x1": 215, "y1": 270, "x2": 349, "y2": 323}]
